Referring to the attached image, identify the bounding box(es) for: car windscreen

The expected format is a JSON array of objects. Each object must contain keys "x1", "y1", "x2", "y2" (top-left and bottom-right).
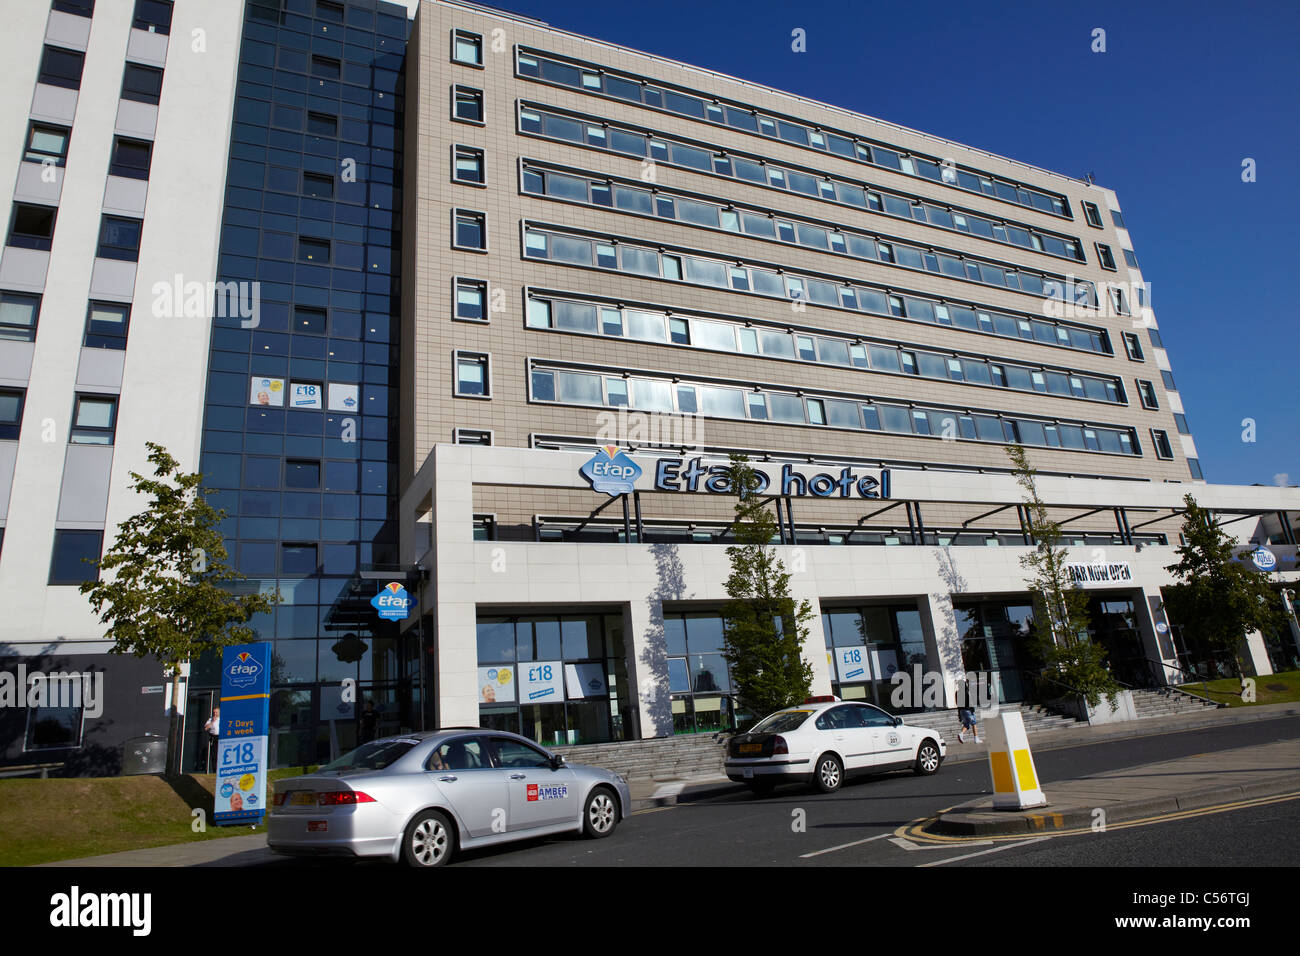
[
  {"x1": 749, "y1": 710, "x2": 812, "y2": 734},
  {"x1": 319, "y1": 739, "x2": 417, "y2": 772}
]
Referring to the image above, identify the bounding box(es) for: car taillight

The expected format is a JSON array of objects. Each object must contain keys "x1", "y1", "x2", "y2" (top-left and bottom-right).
[
  {"x1": 317, "y1": 790, "x2": 376, "y2": 806},
  {"x1": 272, "y1": 791, "x2": 287, "y2": 806},
  {"x1": 773, "y1": 736, "x2": 788, "y2": 755}
]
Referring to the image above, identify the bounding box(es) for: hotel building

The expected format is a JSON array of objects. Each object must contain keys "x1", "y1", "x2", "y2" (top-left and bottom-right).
[{"x1": 0, "y1": 0, "x2": 1296, "y2": 771}]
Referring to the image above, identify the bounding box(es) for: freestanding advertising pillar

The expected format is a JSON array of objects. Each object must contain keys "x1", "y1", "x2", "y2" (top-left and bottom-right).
[
  {"x1": 985, "y1": 709, "x2": 1048, "y2": 810},
  {"x1": 214, "y1": 643, "x2": 272, "y2": 826}
]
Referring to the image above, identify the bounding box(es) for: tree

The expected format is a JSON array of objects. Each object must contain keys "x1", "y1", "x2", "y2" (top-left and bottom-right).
[
  {"x1": 1007, "y1": 444, "x2": 1119, "y2": 709},
  {"x1": 1162, "y1": 494, "x2": 1287, "y2": 679},
  {"x1": 81, "y1": 442, "x2": 280, "y2": 773},
  {"x1": 719, "y1": 455, "x2": 814, "y2": 726}
]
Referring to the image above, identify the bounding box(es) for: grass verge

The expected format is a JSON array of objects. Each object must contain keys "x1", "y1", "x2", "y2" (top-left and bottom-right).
[{"x1": 1178, "y1": 668, "x2": 1300, "y2": 707}]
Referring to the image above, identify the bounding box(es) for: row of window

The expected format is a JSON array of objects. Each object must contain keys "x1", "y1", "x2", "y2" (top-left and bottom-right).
[
  {"x1": 523, "y1": 292, "x2": 1127, "y2": 405},
  {"x1": 24, "y1": 124, "x2": 153, "y2": 179},
  {"x1": 524, "y1": 360, "x2": 1148, "y2": 456},
  {"x1": 0, "y1": 292, "x2": 129, "y2": 348},
  {"x1": 514, "y1": 47, "x2": 1072, "y2": 218},
  {"x1": 520, "y1": 223, "x2": 1112, "y2": 355},
  {"x1": 0, "y1": 388, "x2": 117, "y2": 444},
  {"x1": 521, "y1": 162, "x2": 1099, "y2": 308},
  {"x1": 518, "y1": 104, "x2": 1089, "y2": 264},
  {"x1": 51, "y1": 0, "x2": 173, "y2": 33},
  {"x1": 7, "y1": 206, "x2": 143, "y2": 263},
  {"x1": 38, "y1": 45, "x2": 164, "y2": 103}
]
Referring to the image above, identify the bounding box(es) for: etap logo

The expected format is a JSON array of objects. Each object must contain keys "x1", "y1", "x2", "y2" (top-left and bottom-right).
[
  {"x1": 226, "y1": 651, "x2": 262, "y2": 689},
  {"x1": 580, "y1": 445, "x2": 642, "y2": 496},
  {"x1": 1251, "y1": 547, "x2": 1277, "y2": 571},
  {"x1": 370, "y1": 582, "x2": 412, "y2": 621}
]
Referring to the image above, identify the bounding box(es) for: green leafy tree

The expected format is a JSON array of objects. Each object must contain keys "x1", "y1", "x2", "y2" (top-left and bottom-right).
[
  {"x1": 720, "y1": 455, "x2": 814, "y2": 726},
  {"x1": 81, "y1": 443, "x2": 280, "y2": 773},
  {"x1": 1007, "y1": 444, "x2": 1119, "y2": 709},
  {"x1": 1162, "y1": 494, "x2": 1287, "y2": 678}
]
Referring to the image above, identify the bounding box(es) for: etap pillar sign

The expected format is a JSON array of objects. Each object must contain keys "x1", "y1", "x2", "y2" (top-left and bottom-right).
[
  {"x1": 985, "y1": 710, "x2": 1048, "y2": 810},
  {"x1": 215, "y1": 643, "x2": 272, "y2": 826}
]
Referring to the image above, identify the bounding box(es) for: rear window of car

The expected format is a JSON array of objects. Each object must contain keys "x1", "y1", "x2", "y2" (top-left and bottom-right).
[
  {"x1": 319, "y1": 739, "x2": 416, "y2": 772},
  {"x1": 750, "y1": 710, "x2": 812, "y2": 734}
]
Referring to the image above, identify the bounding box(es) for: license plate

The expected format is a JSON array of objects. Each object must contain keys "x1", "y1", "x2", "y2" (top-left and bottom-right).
[
  {"x1": 290, "y1": 792, "x2": 316, "y2": 806},
  {"x1": 307, "y1": 821, "x2": 328, "y2": 832},
  {"x1": 743, "y1": 768, "x2": 753, "y2": 779},
  {"x1": 739, "y1": 743, "x2": 762, "y2": 754}
]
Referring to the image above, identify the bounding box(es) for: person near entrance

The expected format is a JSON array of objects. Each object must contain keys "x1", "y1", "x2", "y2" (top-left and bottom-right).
[
  {"x1": 359, "y1": 700, "x2": 378, "y2": 743},
  {"x1": 202, "y1": 706, "x2": 221, "y2": 772}
]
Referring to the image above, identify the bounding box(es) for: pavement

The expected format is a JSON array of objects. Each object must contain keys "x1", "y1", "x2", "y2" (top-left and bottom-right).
[{"x1": 35, "y1": 700, "x2": 1300, "y2": 866}]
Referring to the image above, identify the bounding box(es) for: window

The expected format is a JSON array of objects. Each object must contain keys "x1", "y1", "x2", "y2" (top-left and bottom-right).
[
  {"x1": 455, "y1": 351, "x2": 490, "y2": 397},
  {"x1": 453, "y1": 30, "x2": 483, "y2": 66},
  {"x1": 1121, "y1": 331, "x2": 1144, "y2": 361},
  {"x1": 1151, "y1": 429, "x2": 1174, "y2": 459},
  {"x1": 1160, "y1": 369, "x2": 1177, "y2": 391},
  {"x1": 454, "y1": 278, "x2": 487, "y2": 321},
  {"x1": 282, "y1": 544, "x2": 318, "y2": 574},
  {"x1": 310, "y1": 55, "x2": 340, "y2": 79},
  {"x1": 315, "y1": 0, "x2": 343, "y2": 22},
  {"x1": 1173, "y1": 413, "x2": 1190, "y2": 435},
  {"x1": 307, "y1": 111, "x2": 337, "y2": 136},
  {"x1": 132, "y1": 0, "x2": 172, "y2": 33},
  {"x1": 70, "y1": 394, "x2": 117, "y2": 444},
  {"x1": 49, "y1": 530, "x2": 102, "y2": 585},
  {"x1": 455, "y1": 428, "x2": 492, "y2": 445},
  {"x1": 453, "y1": 86, "x2": 483, "y2": 123},
  {"x1": 1095, "y1": 243, "x2": 1117, "y2": 271},
  {"x1": 0, "y1": 388, "x2": 25, "y2": 439},
  {"x1": 38, "y1": 45, "x2": 84, "y2": 90},
  {"x1": 302, "y1": 172, "x2": 333, "y2": 198},
  {"x1": 108, "y1": 137, "x2": 151, "y2": 179},
  {"x1": 453, "y1": 145, "x2": 485, "y2": 184},
  {"x1": 1081, "y1": 201, "x2": 1103, "y2": 228},
  {"x1": 25, "y1": 124, "x2": 71, "y2": 166},
  {"x1": 53, "y1": 0, "x2": 95, "y2": 15},
  {"x1": 121, "y1": 63, "x2": 163, "y2": 104},
  {"x1": 1137, "y1": 380, "x2": 1158, "y2": 410},
  {"x1": 285, "y1": 460, "x2": 320, "y2": 489},
  {"x1": 0, "y1": 292, "x2": 40, "y2": 342},
  {"x1": 96, "y1": 216, "x2": 142, "y2": 261},
  {"x1": 23, "y1": 674, "x2": 86, "y2": 750},
  {"x1": 453, "y1": 209, "x2": 486, "y2": 250},
  {"x1": 1187, "y1": 458, "x2": 1204, "y2": 480},
  {"x1": 83, "y1": 301, "x2": 129, "y2": 349},
  {"x1": 1122, "y1": 248, "x2": 1139, "y2": 268},
  {"x1": 8, "y1": 205, "x2": 57, "y2": 251},
  {"x1": 293, "y1": 305, "x2": 326, "y2": 333},
  {"x1": 298, "y1": 236, "x2": 329, "y2": 262}
]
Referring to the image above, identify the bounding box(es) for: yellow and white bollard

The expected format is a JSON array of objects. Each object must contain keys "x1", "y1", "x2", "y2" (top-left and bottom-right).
[{"x1": 985, "y1": 710, "x2": 1047, "y2": 809}]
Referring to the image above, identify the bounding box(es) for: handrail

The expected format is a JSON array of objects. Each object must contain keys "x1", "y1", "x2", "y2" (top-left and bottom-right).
[{"x1": 1126, "y1": 655, "x2": 1240, "y2": 700}]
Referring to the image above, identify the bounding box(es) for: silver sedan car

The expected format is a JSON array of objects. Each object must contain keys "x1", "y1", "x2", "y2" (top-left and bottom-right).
[{"x1": 268, "y1": 729, "x2": 631, "y2": 866}]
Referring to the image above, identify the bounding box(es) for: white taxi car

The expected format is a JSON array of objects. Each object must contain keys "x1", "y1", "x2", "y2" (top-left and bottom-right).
[{"x1": 724, "y1": 698, "x2": 945, "y2": 794}]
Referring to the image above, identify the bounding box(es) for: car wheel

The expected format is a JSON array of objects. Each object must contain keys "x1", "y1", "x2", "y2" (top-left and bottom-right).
[
  {"x1": 914, "y1": 739, "x2": 942, "y2": 776},
  {"x1": 813, "y1": 753, "x2": 843, "y2": 793},
  {"x1": 583, "y1": 786, "x2": 619, "y2": 839},
  {"x1": 403, "y1": 809, "x2": 454, "y2": 867},
  {"x1": 746, "y1": 780, "x2": 776, "y2": 796}
]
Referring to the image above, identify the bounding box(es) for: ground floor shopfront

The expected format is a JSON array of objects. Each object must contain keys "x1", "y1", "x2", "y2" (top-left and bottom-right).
[{"x1": 400, "y1": 445, "x2": 1300, "y2": 744}]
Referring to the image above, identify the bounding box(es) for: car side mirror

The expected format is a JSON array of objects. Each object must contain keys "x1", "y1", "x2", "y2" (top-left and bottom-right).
[
  {"x1": 551, "y1": 754, "x2": 566, "y2": 770},
  {"x1": 893, "y1": 717, "x2": 903, "y2": 727}
]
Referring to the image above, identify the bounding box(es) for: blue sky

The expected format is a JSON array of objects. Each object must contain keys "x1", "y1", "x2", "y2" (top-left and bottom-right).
[{"x1": 483, "y1": 0, "x2": 1300, "y2": 486}]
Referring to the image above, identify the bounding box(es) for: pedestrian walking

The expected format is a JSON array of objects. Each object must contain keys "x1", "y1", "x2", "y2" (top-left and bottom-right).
[{"x1": 957, "y1": 704, "x2": 979, "y2": 743}]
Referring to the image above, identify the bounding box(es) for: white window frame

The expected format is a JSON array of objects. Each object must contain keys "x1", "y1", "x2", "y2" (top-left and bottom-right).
[
  {"x1": 451, "y1": 85, "x2": 484, "y2": 126},
  {"x1": 452, "y1": 208, "x2": 487, "y2": 252},
  {"x1": 451, "y1": 29, "x2": 483, "y2": 67},
  {"x1": 453, "y1": 276, "x2": 489, "y2": 323},
  {"x1": 454, "y1": 427, "x2": 494, "y2": 445},
  {"x1": 452, "y1": 144, "x2": 486, "y2": 187},
  {"x1": 454, "y1": 350, "x2": 491, "y2": 399},
  {"x1": 1151, "y1": 428, "x2": 1174, "y2": 460}
]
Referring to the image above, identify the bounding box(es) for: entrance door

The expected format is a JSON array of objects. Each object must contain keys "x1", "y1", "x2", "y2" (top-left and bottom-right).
[{"x1": 186, "y1": 691, "x2": 216, "y2": 773}]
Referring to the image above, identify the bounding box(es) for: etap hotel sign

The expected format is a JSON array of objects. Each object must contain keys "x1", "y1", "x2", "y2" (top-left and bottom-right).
[{"x1": 580, "y1": 447, "x2": 891, "y2": 500}]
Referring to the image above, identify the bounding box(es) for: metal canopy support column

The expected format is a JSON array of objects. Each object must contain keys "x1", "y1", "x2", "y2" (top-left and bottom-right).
[
  {"x1": 1017, "y1": 504, "x2": 1032, "y2": 545},
  {"x1": 1114, "y1": 508, "x2": 1133, "y2": 546},
  {"x1": 622, "y1": 494, "x2": 631, "y2": 542},
  {"x1": 633, "y1": 491, "x2": 644, "y2": 543},
  {"x1": 914, "y1": 501, "x2": 927, "y2": 545},
  {"x1": 774, "y1": 497, "x2": 786, "y2": 545},
  {"x1": 905, "y1": 501, "x2": 917, "y2": 545},
  {"x1": 785, "y1": 496, "x2": 798, "y2": 546},
  {"x1": 1277, "y1": 511, "x2": 1296, "y2": 546}
]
